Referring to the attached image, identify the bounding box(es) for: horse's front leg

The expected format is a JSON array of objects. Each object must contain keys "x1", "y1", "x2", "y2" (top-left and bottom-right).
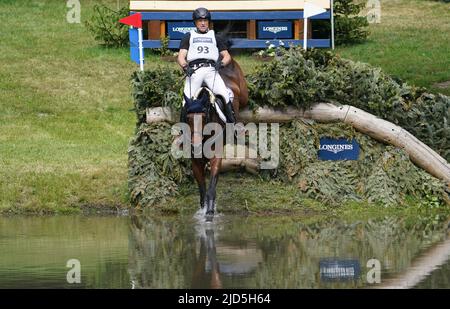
[
  {"x1": 206, "y1": 157, "x2": 222, "y2": 221},
  {"x1": 192, "y1": 158, "x2": 207, "y2": 209},
  {"x1": 232, "y1": 98, "x2": 240, "y2": 121}
]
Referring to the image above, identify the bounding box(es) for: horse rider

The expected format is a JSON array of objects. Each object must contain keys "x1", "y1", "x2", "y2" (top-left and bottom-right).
[{"x1": 177, "y1": 7, "x2": 237, "y2": 125}]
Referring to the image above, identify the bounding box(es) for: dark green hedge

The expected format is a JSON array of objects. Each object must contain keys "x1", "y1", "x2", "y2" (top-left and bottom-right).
[{"x1": 247, "y1": 47, "x2": 450, "y2": 161}]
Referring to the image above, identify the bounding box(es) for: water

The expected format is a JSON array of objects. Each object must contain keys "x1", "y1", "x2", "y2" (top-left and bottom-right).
[{"x1": 0, "y1": 213, "x2": 449, "y2": 288}]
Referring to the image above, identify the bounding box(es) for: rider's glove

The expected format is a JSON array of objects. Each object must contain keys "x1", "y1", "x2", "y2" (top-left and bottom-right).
[
  {"x1": 183, "y1": 65, "x2": 195, "y2": 77},
  {"x1": 214, "y1": 61, "x2": 224, "y2": 71}
]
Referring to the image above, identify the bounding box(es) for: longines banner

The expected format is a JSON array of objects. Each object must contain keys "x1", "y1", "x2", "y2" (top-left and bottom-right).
[
  {"x1": 168, "y1": 22, "x2": 196, "y2": 39},
  {"x1": 257, "y1": 21, "x2": 293, "y2": 39},
  {"x1": 318, "y1": 138, "x2": 360, "y2": 161}
]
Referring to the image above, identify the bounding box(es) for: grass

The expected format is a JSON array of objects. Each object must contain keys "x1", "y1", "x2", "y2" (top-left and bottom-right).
[
  {"x1": 336, "y1": 0, "x2": 450, "y2": 96},
  {"x1": 144, "y1": 174, "x2": 450, "y2": 226},
  {"x1": 0, "y1": 0, "x2": 136, "y2": 214},
  {"x1": 152, "y1": 174, "x2": 325, "y2": 216},
  {"x1": 0, "y1": 0, "x2": 448, "y2": 214}
]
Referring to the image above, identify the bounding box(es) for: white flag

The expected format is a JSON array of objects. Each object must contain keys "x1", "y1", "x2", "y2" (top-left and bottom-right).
[{"x1": 304, "y1": 1, "x2": 327, "y2": 18}]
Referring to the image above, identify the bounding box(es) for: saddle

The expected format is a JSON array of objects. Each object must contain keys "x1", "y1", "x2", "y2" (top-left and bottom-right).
[{"x1": 183, "y1": 86, "x2": 231, "y2": 124}]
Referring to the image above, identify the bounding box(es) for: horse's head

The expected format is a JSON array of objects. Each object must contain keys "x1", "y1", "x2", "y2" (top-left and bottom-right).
[{"x1": 184, "y1": 87, "x2": 223, "y2": 156}]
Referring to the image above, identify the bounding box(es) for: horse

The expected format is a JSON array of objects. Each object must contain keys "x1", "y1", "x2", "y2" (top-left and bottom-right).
[
  {"x1": 192, "y1": 227, "x2": 222, "y2": 288},
  {"x1": 183, "y1": 58, "x2": 248, "y2": 222}
]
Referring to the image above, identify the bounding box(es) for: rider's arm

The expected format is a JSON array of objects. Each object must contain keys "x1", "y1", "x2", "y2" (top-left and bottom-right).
[
  {"x1": 177, "y1": 49, "x2": 188, "y2": 69},
  {"x1": 177, "y1": 33, "x2": 190, "y2": 69},
  {"x1": 220, "y1": 50, "x2": 231, "y2": 67}
]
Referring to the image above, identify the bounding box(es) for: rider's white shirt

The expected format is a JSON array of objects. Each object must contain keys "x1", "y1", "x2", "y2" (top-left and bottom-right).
[{"x1": 187, "y1": 30, "x2": 219, "y2": 62}]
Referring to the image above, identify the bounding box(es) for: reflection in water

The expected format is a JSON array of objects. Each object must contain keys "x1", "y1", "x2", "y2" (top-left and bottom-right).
[
  {"x1": 191, "y1": 223, "x2": 263, "y2": 288},
  {"x1": 192, "y1": 228, "x2": 222, "y2": 289},
  {"x1": 378, "y1": 235, "x2": 450, "y2": 288},
  {"x1": 414, "y1": 256, "x2": 450, "y2": 289},
  {"x1": 0, "y1": 214, "x2": 448, "y2": 288},
  {"x1": 128, "y1": 214, "x2": 265, "y2": 289},
  {"x1": 319, "y1": 258, "x2": 361, "y2": 282},
  {"x1": 128, "y1": 214, "x2": 450, "y2": 289}
]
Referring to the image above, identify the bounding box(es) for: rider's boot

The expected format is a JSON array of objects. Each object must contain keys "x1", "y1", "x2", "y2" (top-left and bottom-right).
[
  {"x1": 224, "y1": 100, "x2": 245, "y2": 136},
  {"x1": 180, "y1": 105, "x2": 187, "y2": 123},
  {"x1": 224, "y1": 100, "x2": 236, "y2": 124}
]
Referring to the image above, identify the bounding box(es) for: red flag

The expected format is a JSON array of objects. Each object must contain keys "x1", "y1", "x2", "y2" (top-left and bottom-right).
[{"x1": 119, "y1": 13, "x2": 142, "y2": 28}]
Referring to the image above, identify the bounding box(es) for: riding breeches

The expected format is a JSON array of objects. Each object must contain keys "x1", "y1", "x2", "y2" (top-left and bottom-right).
[{"x1": 183, "y1": 66, "x2": 231, "y2": 105}]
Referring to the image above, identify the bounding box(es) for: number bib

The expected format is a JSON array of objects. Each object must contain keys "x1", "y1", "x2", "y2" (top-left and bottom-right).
[{"x1": 187, "y1": 30, "x2": 219, "y2": 62}]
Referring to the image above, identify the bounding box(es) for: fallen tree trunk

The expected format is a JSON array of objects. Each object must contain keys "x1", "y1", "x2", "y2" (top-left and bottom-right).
[
  {"x1": 238, "y1": 104, "x2": 450, "y2": 184},
  {"x1": 220, "y1": 145, "x2": 260, "y2": 175},
  {"x1": 146, "y1": 107, "x2": 176, "y2": 123},
  {"x1": 239, "y1": 103, "x2": 353, "y2": 123},
  {"x1": 374, "y1": 234, "x2": 450, "y2": 289},
  {"x1": 147, "y1": 104, "x2": 450, "y2": 183},
  {"x1": 220, "y1": 157, "x2": 259, "y2": 175}
]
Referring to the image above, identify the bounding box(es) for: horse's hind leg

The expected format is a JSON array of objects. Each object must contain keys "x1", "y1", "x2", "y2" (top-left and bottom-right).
[
  {"x1": 205, "y1": 157, "x2": 222, "y2": 221},
  {"x1": 192, "y1": 158, "x2": 207, "y2": 209}
]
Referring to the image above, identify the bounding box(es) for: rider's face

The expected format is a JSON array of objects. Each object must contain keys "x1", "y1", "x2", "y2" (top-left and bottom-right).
[{"x1": 195, "y1": 19, "x2": 209, "y2": 33}]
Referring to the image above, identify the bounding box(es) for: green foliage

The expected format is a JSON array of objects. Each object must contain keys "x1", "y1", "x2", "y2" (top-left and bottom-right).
[
  {"x1": 276, "y1": 120, "x2": 447, "y2": 207},
  {"x1": 131, "y1": 68, "x2": 183, "y2": 123},
  {"x1": 84, "y1": 4, "x2": 129, "y2": 47},
  {"x1": 324, "y1": 57, "x2": 402, "y2": 114},
  {"x1": 334, "y1": 0, "x2": 369, "y2": 45},
  {"x1": 128, "y1": 123, "x2": 191, "y2": 209},
  {"x1": 278, "y1": 121, "x2": 319, "y2": 180},
  {"x1": 398, "y1": 92, "x2": 450, "y2": 160},
  {"x1": 297, "y1": 161, "x2": 360, "y2": 205},
  {"x1": 247, "y1": 48, "x2": 331, "y2": 109},
  {"x1": 248, "y1": 47, "x2": 450, "y2": 161},
  {"x1": 156, "y1": 36, "x2": 173, "y2": 57}
]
